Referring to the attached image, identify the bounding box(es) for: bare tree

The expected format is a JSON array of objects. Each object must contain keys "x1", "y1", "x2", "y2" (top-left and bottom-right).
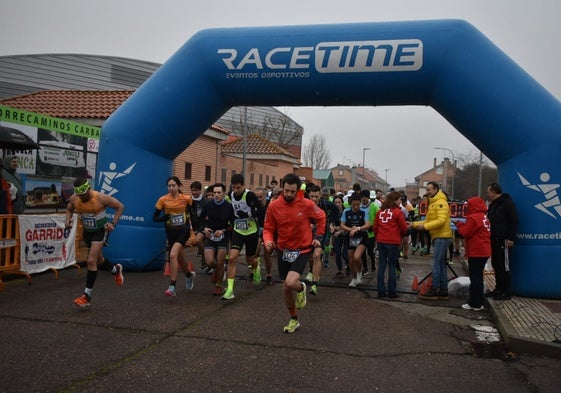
[
  {"x1": 228, "y1": 108, "x2": 302, "y2": 151},
  {"x1": 302, "y1": 133, "x2": 332, "y2": 169},
  {"x1": 453, "y1": 152, "x2": 498, "y2": 200}
]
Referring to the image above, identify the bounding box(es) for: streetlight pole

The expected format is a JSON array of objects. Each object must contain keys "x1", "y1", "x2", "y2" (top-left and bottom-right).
[
  {"x1": 384, "y1": 168, "x2": 390, "y2": 192},
  {"x1": 434, "y1": 147, "x2": 455, "y2": 200},
  {"x1": 477, "y1": 150, "x2": 483, "y2": 197},
  {"x1": 362, "y1": 147, "x2": 370, "y2": 187}
]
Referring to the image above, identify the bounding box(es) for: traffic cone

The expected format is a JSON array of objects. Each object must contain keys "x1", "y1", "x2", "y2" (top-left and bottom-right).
[
  {"x1": 419, "y1": 276, "x2": 432, "y2": 295},
  {"x1": 419, "y1": 280, "x2": 429, "y2": 295},
  {"x1": 163, "y1": 261, "x2": 170, "y2": 276},
  {"x1": 411, "y1": 276, "x2": 419, "y2": 291}
]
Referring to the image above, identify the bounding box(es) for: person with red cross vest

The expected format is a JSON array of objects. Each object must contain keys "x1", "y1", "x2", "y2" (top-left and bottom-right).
[{"x1": 373, "y1": 191, "x2": 408, "y2": 298}]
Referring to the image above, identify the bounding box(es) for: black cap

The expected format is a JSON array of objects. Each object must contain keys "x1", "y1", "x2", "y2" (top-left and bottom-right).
[{"x1": 359, "y1": 189, "x2": 370, "y2": 198}]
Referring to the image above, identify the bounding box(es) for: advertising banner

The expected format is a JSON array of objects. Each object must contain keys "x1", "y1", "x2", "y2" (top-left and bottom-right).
[{"x1": 18, "y1": 214, "x2": 78, "y2": 274}]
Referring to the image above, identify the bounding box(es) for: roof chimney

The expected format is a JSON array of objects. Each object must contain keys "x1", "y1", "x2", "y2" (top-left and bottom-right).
[{"x1": 433, "y1": 157, "x2": 437, "y2": 167}]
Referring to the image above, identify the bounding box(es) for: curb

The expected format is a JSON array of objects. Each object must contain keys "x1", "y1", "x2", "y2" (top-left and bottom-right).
[{"x1": 487, "y1": 298, "x2": 561, "y2": 359}]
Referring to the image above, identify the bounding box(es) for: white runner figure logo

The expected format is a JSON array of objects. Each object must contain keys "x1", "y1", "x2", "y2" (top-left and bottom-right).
[
  {"x1": 518, "y1": 171, "x2": 561, "y2": 219},
  {"x1": 98, "y1": 162, "x2": 136, "y2": 196}
]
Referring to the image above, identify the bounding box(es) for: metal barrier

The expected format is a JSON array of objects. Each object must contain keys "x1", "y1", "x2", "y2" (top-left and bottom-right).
[
  {"x1": 0, "y1": 214, "x2": 82, "y2": 291},
  {"x1": 0, "y1": 214, "x2": 30, "y2": 290}
]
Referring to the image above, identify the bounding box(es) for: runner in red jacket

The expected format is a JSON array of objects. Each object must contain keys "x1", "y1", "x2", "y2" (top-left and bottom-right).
[
  {"x1": 264, "y1": 173, "x2": 326, "y2": 333},
  {"x1": 455, "y1": 196, "x2": 491, "y2": 311}
]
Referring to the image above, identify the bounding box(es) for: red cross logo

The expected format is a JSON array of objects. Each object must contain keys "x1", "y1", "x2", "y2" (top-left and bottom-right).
[{"x1": 380, "y1": 209, "x2": 393, "y2": 223}]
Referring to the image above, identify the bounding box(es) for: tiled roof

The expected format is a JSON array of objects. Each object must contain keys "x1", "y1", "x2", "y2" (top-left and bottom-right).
[
  {"x1": 0, "y1": 90, "x2": 133, "y2": 119},
  {"x1": 221, "y1": 133, "x2": 298, "y2": 158},
  {"x1": 0, "y1": 90, "x2": 229, "y2": 134}
]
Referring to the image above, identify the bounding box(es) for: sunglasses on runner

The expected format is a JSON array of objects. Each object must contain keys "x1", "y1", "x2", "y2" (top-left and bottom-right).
[{"x1": 74, "y1": 181, "x2": 90, "y2": 196}]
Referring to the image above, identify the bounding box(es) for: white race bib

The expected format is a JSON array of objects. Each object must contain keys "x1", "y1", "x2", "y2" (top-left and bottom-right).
[
  {"x1": 170, "y1": 213, "x2": 186, "y2": 226},
  {"x1": 282, "y1": 249, "x2": 300, "y2": 263},
  {"x1": 234, "y1": 219, "x2": 249, "y2": 231}
]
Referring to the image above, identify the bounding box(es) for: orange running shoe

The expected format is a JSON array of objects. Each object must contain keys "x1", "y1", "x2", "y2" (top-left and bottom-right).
[
  {"x1": 73, "y1": 293, "x2": 91, "y2": 308},
  {"x1": 113, "y1": 264, "x2": 124, "y2": 287}
]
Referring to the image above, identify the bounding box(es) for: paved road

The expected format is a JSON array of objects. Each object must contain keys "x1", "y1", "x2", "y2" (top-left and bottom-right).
[{"x1": 1, "y1": 251, "x2": 561, "y2": 393}]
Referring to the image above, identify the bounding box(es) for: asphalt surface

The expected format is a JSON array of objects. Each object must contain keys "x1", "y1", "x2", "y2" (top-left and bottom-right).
[{"x1": 1, "y1": 250, "x2": 561, "y2": 393}]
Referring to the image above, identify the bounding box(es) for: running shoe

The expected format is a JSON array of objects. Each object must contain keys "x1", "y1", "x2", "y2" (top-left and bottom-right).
[
  {"x1": 309, "y1": 284, "x2": 318, "y2": 296},
  {"x1": 212, "y1": 285, "x2": 223, "y2": 296},
  {"x1": 356, "y1": 272, "x2": 363, "y2": 285},
  {"x1": 73, "y1": 293, "x2": 91, "y2": 308},
  {"x1": 333, "y1": 271, "x2": 344, "y2": 279},
  {"x1": 348, "y1": 279, "x2": 357, "y2": 288},
  {"x1": 113, "y1": 263, "x2": 124, "y2": 287},
  {"x1": 185, "y1": 272, "x2": 196, "y2": 291},
  {"x1": 283, "y1": 318, "x2": 300, "y2": 333},
  {"x1": 304, "y1": 272, "x2": 313, "y2": 283},
  {"x1": 462, "y1": 303, "x2": 484, "y2": 311},
  {"x1": 253, "y1": 264, "x2": 261, "y2": 284},
  {"x1": 165, "y1": 285, "x2": 176, "y2": 297},
  {"x1": 221, "y1": 289, "x2": 235, "y2": 300},
  {"x1": 205, "y1": 266, "x2": 214, "y2": 275},
  {"x1": 295, "y1": 282, "x2": 307, "y2": 309},
  {"x1": 266, "y1": 275, "x2": 273, "y2": 285}
]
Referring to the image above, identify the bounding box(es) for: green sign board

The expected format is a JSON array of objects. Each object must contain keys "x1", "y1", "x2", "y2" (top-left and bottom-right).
[{"x1": 0, "y1": 105, "x2": 101, "y2": 140}]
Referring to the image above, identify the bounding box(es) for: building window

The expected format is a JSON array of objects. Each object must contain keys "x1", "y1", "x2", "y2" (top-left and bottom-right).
[
  {"x1": 339, "y1": 169, "x2": 343, "y2": 176},
  {"x1": 184, "y1": 162, "x2": 192, "y2": 180},
  {"x1": 221, "y1": 168, "x2": 227, "y2": 183},
  {"x1": 266, "y1": 175, "x2": 270, "y2": 186},
  {"x1": 259, "y1": 174, "x2": 263, "y2": 186},
  {"x1": 205, "y1": 165, "x2": 211, "y2": 182},
  {"x1": 250, "y1": 172, "x2": 255, "y2": 186}
]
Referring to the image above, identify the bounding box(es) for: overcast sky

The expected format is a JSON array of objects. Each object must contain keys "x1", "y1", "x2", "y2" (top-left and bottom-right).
[{"x1": 2, "y1": 0, "x2": 560, "y2": 187}]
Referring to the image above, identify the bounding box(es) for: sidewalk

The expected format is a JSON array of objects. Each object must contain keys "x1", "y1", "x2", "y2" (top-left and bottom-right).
[
  {"x1": 400, "y1": 253, "x2": 561, "y2": 359},
  {"x1": 409, "y1": 253, "x2": 561, "y2": 359},
  {"x1": 483, "y1": 272, "x2": 561, "y2": 358}
]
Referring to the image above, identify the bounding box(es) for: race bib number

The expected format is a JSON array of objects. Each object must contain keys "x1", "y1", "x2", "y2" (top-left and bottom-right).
[
  {"x1": 82, "y1": 216, "x2": 96, "y2": 230},
  {"x1": 210, "y1": 232, "x2": 224, "y2": 242},
  {"x1": 349, "y1": 237, "x2": 362, "y2": 247},
  {"x1": 234, "y1": 219, "x2": 249, "y2": 231},
  {"x1": 170, "y1": 214, "x2": 185, "y2": 226},
  {"x1": 282, "y1": 249, "x2": 300, "y2": 263}
]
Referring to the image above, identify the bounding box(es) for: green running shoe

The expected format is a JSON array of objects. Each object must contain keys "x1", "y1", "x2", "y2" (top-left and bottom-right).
[
  {"x1": 221, "y1": 289, "x2": 235, "y2": 300},
  {"x1": 253, "y1": 264, "x2": 261, "y2": 284},
  {"x1": 309, "y1": 284, "x2": 318, "y2": 296},
  {"x1": 283, "y1": 318, "x2": 300, "y2": 333},
  {"x1": 295, "y1": 282, "x2": 307, "y2": 309}
]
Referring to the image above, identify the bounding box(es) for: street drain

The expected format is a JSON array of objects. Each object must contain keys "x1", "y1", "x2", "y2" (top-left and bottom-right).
[{"x1": 472, "y1": 342, "x2": 507, "y2": 359}]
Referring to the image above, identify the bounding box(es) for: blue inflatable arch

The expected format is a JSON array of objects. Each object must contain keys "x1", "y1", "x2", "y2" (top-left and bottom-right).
[{"x1": 100, "y1": 19, "x2": 561, "y2": 298}]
